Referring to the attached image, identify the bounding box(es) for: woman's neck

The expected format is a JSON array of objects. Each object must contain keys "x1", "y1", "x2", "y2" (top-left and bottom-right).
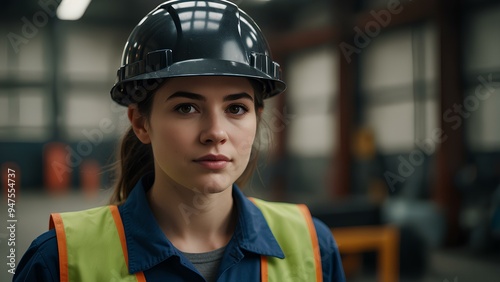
[{"x1": 146, "y1": 173, "x2": 236, "y2": 253}]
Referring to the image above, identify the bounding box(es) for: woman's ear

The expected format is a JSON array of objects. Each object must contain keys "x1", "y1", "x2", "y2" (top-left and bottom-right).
[
  {"x1": 256, "y1": 107, "x2": 264, "y2": 121},
  {"x1": 257, "y1": 107, "x2": 264, "y2": 116},
  {"x1": 128, "y1": 105, "x2": 151, "y2": 144}
]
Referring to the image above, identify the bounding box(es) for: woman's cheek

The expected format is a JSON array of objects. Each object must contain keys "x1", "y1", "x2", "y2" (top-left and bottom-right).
[{"x1": 235, "y1": 125, "x2": 257, "y2": 157}]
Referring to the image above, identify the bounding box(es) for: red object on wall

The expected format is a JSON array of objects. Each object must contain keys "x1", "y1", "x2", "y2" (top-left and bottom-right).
[
  {"x1": 43, "y1": 142, "x2": 71, "y2": 193},
  {"x1": 80, "y1": 159, "x2": 101, "y2": 197}
]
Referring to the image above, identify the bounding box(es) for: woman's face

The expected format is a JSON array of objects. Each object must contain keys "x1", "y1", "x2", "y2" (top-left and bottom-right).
[{"x1": 145, "y1": 76, "x2": 258, "y2": 194}]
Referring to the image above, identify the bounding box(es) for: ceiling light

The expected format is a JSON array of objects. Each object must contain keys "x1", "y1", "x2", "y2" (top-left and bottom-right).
[{"x1": 57, "y1": 0, "x2": 92, "y2": 21}]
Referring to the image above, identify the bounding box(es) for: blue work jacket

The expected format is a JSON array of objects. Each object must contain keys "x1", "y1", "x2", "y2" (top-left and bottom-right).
[{"x1": 14, "y1": 175, "x2": 346, "y2": 281}]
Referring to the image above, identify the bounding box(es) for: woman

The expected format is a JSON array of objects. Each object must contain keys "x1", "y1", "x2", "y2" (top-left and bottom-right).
[{"x1": 14, "y1": 0, "x2": 345, "y2": 281}]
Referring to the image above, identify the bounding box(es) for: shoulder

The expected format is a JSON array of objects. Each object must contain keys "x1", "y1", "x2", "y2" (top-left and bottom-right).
[
  {"x1": 312, "y1": 217, "x2": 337, "y2": 255},
  {"x1": 14, "y1": 229, "x2": 59, "y2": 282},
  {"x1": 312, "y1": 217, "x2": 346, "y2": 282},
  {"x1": 313, "y1": 217, "x2": 338, "y2": 259}
]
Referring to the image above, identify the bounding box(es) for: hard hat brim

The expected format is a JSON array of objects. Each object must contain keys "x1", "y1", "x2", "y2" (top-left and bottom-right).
[{"x1": 111, "y1": 59, "x2": 286, "y2": 106}]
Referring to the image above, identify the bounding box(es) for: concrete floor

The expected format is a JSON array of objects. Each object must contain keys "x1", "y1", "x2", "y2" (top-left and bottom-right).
[{"x1": 1, "y1": 189, "x2": 499, "y2": 281}]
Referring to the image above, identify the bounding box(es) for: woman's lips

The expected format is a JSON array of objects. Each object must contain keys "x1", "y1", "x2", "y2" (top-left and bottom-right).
[{"x1": 194, "y1": 154, "x2": 230, "y2": 170}]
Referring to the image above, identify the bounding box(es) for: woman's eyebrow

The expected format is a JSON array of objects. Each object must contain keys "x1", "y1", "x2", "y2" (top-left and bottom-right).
[
  {"x1": 223, "y1": 93, "x2": 254, "y2": 102},
  {"x1": 166, "y1": 92, "x2": 206, "y2": 101},
  {"x1": 166, "y1": 92, "x2": 254, "y2": 102}
]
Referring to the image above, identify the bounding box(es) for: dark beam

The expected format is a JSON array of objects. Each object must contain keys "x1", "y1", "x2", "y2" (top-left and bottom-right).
[
  {"x1": 462, "y1": 0, "x2": 500, "y2": 11},
  {"x1": 435, "y1": 0, "x2": 465, "y2": 246},
  {"x1": 48, "y1": 19, "x2": 62, "y2": 140},
  {"x1": 330, "y1": 1, "x2": 359, "y2": 198},
  {"x1": 354, "y1": 0, "x2": 436, "y2": 29},
  {"x1": 267, "y1": 26, "x2": 339, "y2": 57}
]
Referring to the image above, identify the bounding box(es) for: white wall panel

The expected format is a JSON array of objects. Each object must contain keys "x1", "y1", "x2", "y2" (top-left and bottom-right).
[
  {"x1": 287, "y1": 45, "x2": 338, "y2": 156},
  {"x1": 288, "y1": 46, "x2": 338, "y2": 106},
  {"x1": 0, "y1": 95, "x2": 9, "y2": 126},
  {"x1": 17, "y1": 34, "x2": 45, "y2": 81},
  {"x1": 19, "y1": 90, "x2": 46, "y2": 127},
  {"x1": 361, "y1": 29, "x2": 413, "y2": 91},
  {"x1": 366, "y1": 101, "x2": 414, "y2": 153},
  {"x1": 361, "y1": 23, "x2": 438, "y2": 153},
  {"x1": 62, "y1": 27, "x2": 117, "y2": 81},
  {"x1": 64, "y1": 90, "x2": 114, "y2": 140},
  {"x1": 464, "y1": 5, "x2": 500, "y2": 72},
  {"x1": 0, "y1": 27, "x2": 8, "y2": 78},
  {"x1": 466, "y1": 88, "x2": 500, "y2": 151},
  {"x1": 288, "y1": 114, "x2": 335, "y2": 156}
]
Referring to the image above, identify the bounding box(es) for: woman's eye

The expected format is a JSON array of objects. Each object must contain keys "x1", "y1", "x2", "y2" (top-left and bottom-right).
[
  {"x1": 227, "y1": 105, "x2": 248, "y2": 115},
  {"x1": 175, "y1": 104, "x2": 197, "y2": 114}
]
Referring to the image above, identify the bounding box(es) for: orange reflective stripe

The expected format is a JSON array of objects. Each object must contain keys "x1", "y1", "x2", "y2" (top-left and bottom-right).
[
  {"x1": 249, "y1": 197, "x2": 268, "y2": 282},
  {"x1": 297, "y1": 204, "x2": 323, "y2": 282},
  {"x1": 248, "y1": 197, "x2": 268, "y2": 282},
  {"x1": 109, "y1": 206, "x2": 129, "y2": 265},
  {"x1": 260, "y1": 255, "x2": 268, "y2": 282},
  {"x1": 49, "y1": 213, "x2": 69, "y2": 282},
  {"x1": 109, "y1": 205, "x2": 146, "y2": 282},
  {"x1": 136, "y1": 271, "x2": 147, "y2": 282}
]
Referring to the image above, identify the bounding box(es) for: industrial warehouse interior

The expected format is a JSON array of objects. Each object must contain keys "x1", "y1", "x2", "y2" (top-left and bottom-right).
[{"x1": 1, "y1": 0, "x2": 499, "y2": 281}]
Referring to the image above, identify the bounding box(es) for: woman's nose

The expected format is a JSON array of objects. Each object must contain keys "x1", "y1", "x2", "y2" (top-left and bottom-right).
[{"x1": 199, "y1": 113, "x2": 228, "y2": 145}]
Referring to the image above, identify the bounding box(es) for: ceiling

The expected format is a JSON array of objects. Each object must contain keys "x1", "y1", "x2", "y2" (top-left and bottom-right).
[{"x1": 1, "y1": 0, "x2": 325, "y2": 32}]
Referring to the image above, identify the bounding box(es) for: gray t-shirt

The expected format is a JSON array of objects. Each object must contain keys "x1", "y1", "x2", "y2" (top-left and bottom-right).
[{"x1": 181, "y1": 246, "x2": 226, "y2": 282}]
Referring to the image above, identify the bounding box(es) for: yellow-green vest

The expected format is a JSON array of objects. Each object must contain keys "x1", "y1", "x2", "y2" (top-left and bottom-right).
[{"x1": 49, "y1": 198, "x2": 322, "y2": 282}]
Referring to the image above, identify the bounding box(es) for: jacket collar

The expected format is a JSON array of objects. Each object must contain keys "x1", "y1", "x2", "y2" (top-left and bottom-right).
[{"x1": 120, "y1": 174, "x2": 284, "y2": 274}]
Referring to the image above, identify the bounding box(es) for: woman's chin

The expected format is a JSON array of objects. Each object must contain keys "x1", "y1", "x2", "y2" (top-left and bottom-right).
[
  {"x1": 186, "y1": 175, "x2": 235, "y2": 195},
  {"x1": 191, "y1": 182, "x2": 232, "y2": 195}
]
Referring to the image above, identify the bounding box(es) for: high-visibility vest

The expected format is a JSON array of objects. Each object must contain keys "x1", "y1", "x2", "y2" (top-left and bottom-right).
[{"x1": 49, "y1": 199, "x2": 322, "y2": 282}]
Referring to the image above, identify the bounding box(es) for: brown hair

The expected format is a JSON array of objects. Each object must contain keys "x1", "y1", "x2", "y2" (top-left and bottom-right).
[{"x1": 109, "y1": 79, "x2": 265, "y2": 205}]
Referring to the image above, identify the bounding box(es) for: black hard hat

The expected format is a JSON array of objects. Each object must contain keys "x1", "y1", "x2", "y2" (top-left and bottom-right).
[{"x1": 110, "y1": 0, "x2": 286, "y2": 106}]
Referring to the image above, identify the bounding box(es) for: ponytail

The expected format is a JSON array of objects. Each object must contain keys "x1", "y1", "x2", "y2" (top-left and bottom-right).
[
  {"x1": 236, "y1": 79, "x2": 265, "y2": 188},
  {"x1": 109, "y1": 126, "x2": 154, "y2": 205}
]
